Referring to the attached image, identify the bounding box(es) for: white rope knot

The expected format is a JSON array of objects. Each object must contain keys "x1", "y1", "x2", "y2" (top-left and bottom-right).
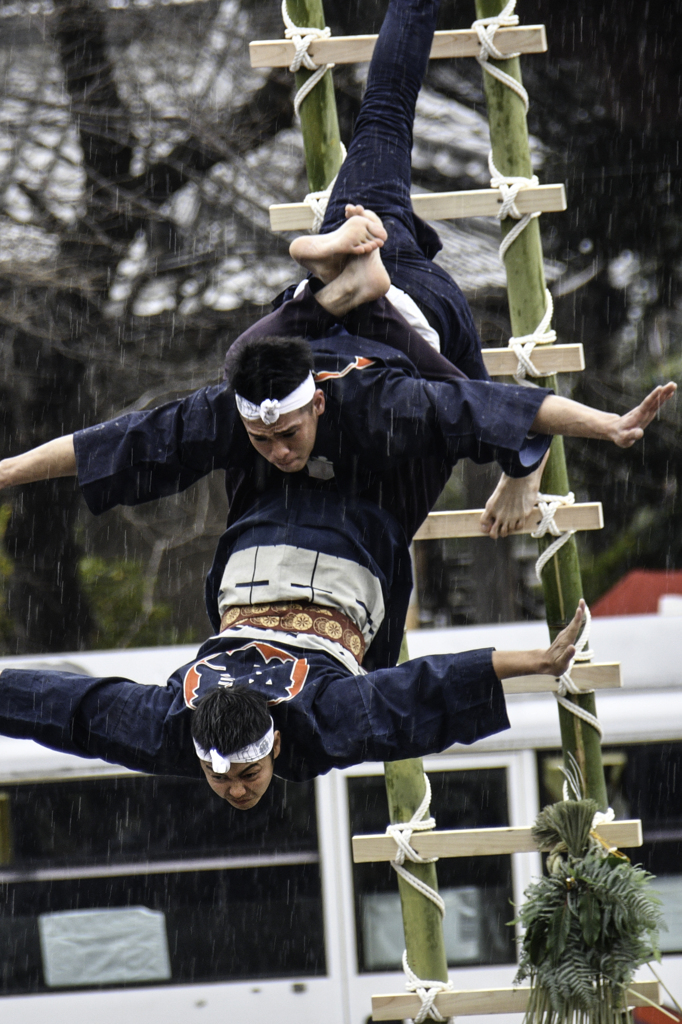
[
  {"x1": 556, "y1": 600, "x2": 595, "y2": 698},
  {"x1": 592, "y1": 807, "x2": 615, "y2": 829},
  {"x1": 530, "y1": 492, "x2": 603, "y2": 737},
  {"x1": 548, "y1": 593, "x2": 602, "y2": 737},
  {"x1": 282, "y1": 0, "x2": 334, "y2": 116},
  {"x1": 302, "y1": 142, "x2": 347, "y2": 233},
  {"x1": 471, "y1": 0, "x2": 529, "y2": 111},
  {"x1": 402, "y1": 951, "x2": 455, "y2": 1024},
  {"x1": 386, "y1": 774, "x2": 453, "y2": 1022},
  {"x1": 531, "y1": 491, "x2": 574, "y2": 540},
  {"x1": 531, "y1": 491, "x2": 577, "y2": 585},
  {"x1": 508, "y1": 288, "x2": 557, "y2": 385},
  {"x1": 385, "y1": 773, "x2": 445, "y2": 914},
  {"x1": 472, "y1": 4, "x2": 535, "y2": 264},
  {"x1": 488, "y1": 152, "x2": 540, "y2": 262}
]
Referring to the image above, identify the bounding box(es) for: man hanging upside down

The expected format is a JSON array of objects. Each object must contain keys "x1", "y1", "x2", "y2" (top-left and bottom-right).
[
  {"x1": 0, "y1": 0, "x2": 674, "y2": 562},
  {"x1": 230, "y1": 0, "x2": 676, "y2": 538},
  {"x1": 0, "y1": 470, "x2": 588, "y2": 808},
  {"x1": 0, "y1": 0, "x2": 675, "y2": 808}
]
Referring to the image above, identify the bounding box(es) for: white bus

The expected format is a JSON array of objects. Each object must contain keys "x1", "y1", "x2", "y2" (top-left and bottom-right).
[{"x1": 0, "y1": 612, "x2": 680, "y2": 1024}]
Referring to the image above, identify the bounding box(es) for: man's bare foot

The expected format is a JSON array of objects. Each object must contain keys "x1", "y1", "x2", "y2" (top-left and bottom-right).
[
  {"x1": 289, "y1": 212, "x2": 387, "y2": 285},
  {"x1": 480, "y1": 451, "x2": 550, "y2": 540},
  {"x1": 315, "y1": 248, "x2": 390, "y2": 317},
  {"x1": 344, "y1": 203, "x2": 386, "y2": 236},
  {"x1": 608, "y1": 382, "x2": 677, "y2": 447}
]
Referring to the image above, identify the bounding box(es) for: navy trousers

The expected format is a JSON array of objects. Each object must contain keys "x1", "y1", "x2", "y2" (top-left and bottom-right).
[{"x1": 320, "y1": 0, "x2": 490, "y2": 382}]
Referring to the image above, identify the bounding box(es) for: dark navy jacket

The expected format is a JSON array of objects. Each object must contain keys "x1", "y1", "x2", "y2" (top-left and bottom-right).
[
  {"x1": 74, "y1": 333, "x2": 551, "y2": 646},
  {"x1": 0, "y1": 492, "x2": 508, "y2": 780},
  {"x1": 0, "y1": 631, "x2": 507, "y2": 782}
]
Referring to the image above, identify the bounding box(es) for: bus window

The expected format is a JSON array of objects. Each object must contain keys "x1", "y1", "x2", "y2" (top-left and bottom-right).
[
  {"x1": 538, "y1": 742, "x2": 682, "y2": 954},
  {"x1": 0, "y1": 774, "x2": 325, "y2": 994},
  {"x1": 346, "y1": 769, "x2": 515, "y2": 972}
]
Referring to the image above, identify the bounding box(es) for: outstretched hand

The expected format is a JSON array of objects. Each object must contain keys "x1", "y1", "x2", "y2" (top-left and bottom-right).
[
  {"x1": 541, "y1": 600, "x2": 585, "y2": 677},
  {"x1": 609, "y1": 382, "x2": 677, "y2": 448}
]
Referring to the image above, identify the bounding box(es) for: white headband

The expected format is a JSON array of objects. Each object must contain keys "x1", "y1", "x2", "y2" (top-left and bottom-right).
[
  {"x1": 235, "y1": 372, "x2": 316, "y2": 425},
  {"x1": 193, "y1": 719, "x2": 275, "y2": 774}
]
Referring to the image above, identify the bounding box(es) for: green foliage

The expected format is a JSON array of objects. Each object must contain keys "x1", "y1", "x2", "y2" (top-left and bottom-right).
[
  {"x1": 79, "y1": 556, "x2": 199, "y2": 649},
  {"x1": 533, "y1": 800, "x2": 598, "y2": 859},
  {"x1": 515, "y1": 801, "x2": 662, "y2": 1024}
]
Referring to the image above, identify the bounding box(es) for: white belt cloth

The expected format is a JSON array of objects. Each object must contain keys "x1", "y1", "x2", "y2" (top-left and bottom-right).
[{"x1": 218, "y1": 544, "x2": 385, "y2": 652}]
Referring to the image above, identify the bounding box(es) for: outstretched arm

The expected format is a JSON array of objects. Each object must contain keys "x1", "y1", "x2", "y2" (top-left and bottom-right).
[
  {"x1": 492, "y1": 600, "x2": 585, "y2": 679},
  {"x1": 481, "y1": 383, "x2": 678, "y2": 540},
  {"x1": 300, "y1": 603, "x2": 586, "y2": 772},
  {"x1": 0, "y1": 665, "x2": 200, "y2": 778},
  {"x1": 0, "y1": 385, "x2": 242, "y2": 514},
  {"x1": 531, "y1": 384, "x2": 676, "y2": 447},
  {"x1": 0, "y1": 435, "x2": 76, "y2": 490}
]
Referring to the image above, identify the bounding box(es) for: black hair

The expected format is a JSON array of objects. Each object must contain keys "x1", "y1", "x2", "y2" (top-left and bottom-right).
[
  {"x1": 225, "y1": 334, "x2": 314, "y2": 404},
  {"x1": 191, "y1": 685, "x2": 272, "y2": 758}
]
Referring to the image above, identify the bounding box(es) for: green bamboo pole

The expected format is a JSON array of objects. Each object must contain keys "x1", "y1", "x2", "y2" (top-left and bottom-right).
[
  {"x1": 383, "y1": 646, "x2": 448, "y2": 984},
  {"x1": 285, "y1": 0, "x2": 344, "y2": 192},
  {"x1": 384, "y1": 757, "x2": 449, "y2": 984},
  {"x1": 475, "y1": 0, "x2": 607, "y2": 810}
]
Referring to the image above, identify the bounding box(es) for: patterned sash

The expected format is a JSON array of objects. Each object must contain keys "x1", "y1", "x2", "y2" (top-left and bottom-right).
[{"x1": 220, "y1": 601, "x2": 365, "y2": 664}]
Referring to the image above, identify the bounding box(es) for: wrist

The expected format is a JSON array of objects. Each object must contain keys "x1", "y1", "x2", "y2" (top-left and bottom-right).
[
  {"x1": 533, "y1": 649, "x2": 552, "y2": 675},
  {"x1": 492, "y1": 648, "x2": 546, "y2": 680},
  {"x1": 0, "y1": 457, "x2": 16, "y2": 488}
]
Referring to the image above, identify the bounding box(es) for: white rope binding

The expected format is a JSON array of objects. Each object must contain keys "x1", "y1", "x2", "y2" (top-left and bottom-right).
[
  {"x1": 386, "y1": 773, "x2": 454, "y2": 1023},
  {"x1": 280, "y1": 0, "x2": 345, "y2": 232},
  {"x1": 475, "y1": 11, "x2": 560, "y2": 382},
  {"x1": 531, "y1": 495, "x2": 603, "y2": 739},
  {"x1": 402, "y1": 951, "x2": 454, "y2": 1024},
  {"x1": 488, "y1": 151, "x2": 540, "y2": 262},
  {"x1": 471, "y1": 3, "x2": 535, "y2": 266},
  {"x1": 508, "y1": 287, "x2": 556, "y2": 385},
  {"x1": 303, "y1": 142, "x2": 347, "y2": 233},
  {"x1": 532, "y1": 491, "x2": 576, "y2": 580},
  {"x1": 386, "y1": 773, "x2": 445, "y2": 914},
  {"x1": 472, "y1": 0, "x2": 529, "y2": 111},
  {"x1": 282, "y1": 0, "x2": 334, "y2": 117}
]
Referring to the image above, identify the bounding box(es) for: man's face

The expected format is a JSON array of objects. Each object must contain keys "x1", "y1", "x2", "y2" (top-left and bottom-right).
[
  {"x1": 199, "y1": 731, "x2": 281, "y2": 810},
  {"x1": 241, "y1": 391, "x2": 325, "y2": 473}
]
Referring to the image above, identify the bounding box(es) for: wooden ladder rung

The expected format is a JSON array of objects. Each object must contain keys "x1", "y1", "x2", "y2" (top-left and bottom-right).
[
  {"x1": 250, "y1": 25, "x2": 548, "y2": 69},
  {"x1": 371, "y1": 980, "x2": 660, "y2": 1020},
  {"x1": 413, "y1": 502, "x2": 603, "y2": 541},
  {"x1": 502, "y1": 662, "x2": 621, "y2": 695},
  {"x1": 268, "y1": 184, "x2": 566, "y2": 232},
  {"x1": 352, "y1": 819, "x2": 643, "y2": 863},
  {"x1": 484, "y1": 343, "x2": 584, "y2": 377}
]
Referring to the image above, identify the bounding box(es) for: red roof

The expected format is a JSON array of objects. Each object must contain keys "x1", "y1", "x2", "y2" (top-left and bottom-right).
[
  {"x1": 592, "y1": 569, "x2": 682, "y2": 617},
  {"x1": 634, "y1": 1008, "x2": 682, "y2": 1024}
]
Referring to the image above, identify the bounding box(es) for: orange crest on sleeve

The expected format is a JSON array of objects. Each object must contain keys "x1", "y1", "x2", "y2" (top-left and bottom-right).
[{"x1": 314, "y1": 356, "x2": 375, "y2": 382}]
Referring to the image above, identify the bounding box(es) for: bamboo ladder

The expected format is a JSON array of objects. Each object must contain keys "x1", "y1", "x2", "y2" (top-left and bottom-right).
[{"x1": 251, "y1": 1, "x2": 658, "y2": 1017}]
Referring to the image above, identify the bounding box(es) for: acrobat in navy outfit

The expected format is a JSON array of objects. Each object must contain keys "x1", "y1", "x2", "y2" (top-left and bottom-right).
[
  {"x1": 0, "y1": 0, "x2": 534, "y2": 784},
  {"x1": 233, "y1": 0, "x2": 490, "y2": 389},
  {"x1": 321, "y1": 0, "x2": 487, "y2": 382}
]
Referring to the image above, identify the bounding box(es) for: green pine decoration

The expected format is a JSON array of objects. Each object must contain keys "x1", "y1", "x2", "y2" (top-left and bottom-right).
[{"x1": 515, "y1": 799, "x2": 662, "y2": 1024}]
